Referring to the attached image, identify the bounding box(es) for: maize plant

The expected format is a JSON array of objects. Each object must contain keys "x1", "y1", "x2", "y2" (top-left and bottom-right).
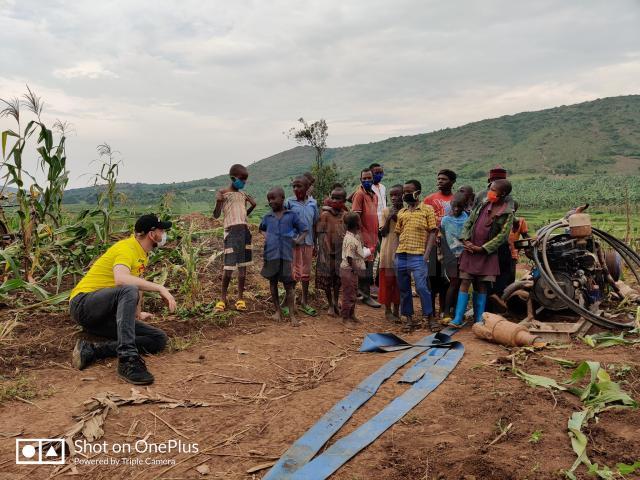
[
  {"x1": 178, "y1": 222, "x2": 202, "y2": 307},
  {"x1": 92, "y1": 143, "x2": 123, "y2": 240},
  {"x1": 1, "y1": 86, "x2": 70, "y2": 285}
]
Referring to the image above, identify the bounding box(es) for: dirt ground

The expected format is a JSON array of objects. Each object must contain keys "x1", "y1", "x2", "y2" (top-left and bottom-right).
[{"x1": 1, "y1": 216, "x2": 639, "y2": 480}]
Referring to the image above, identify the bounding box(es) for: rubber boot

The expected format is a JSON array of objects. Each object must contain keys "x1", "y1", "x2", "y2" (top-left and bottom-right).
[
  {"x1": 472, "y1": 294, "x2": 479, "y2": 321},
  {"x1": 449, "y1": 292, "x2": 469, "y2": 328},
  {"x1": 474, "y1": 292, "x2": 488, "y2": 323}
]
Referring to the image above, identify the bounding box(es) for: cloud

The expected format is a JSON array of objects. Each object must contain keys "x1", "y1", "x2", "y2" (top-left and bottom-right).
[
  {"x1": 53, "y1": 61, "x2": 118, "y2": 80},
  {"x1": 0, "y1": 0, "x2": 638, "y2": 187}
]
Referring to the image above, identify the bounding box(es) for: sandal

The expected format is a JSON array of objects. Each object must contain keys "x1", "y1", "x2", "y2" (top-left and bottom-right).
[
  {"x1": 214, "y1": 301, "x2": 226, "y2": 313},
  {"x1": 448, "y1": 319, "x2": 466, "y2": 329},
  {"x1": 235, "y1": 299, "x2": 247, "y2": 311},
  {"x1": 299, "y1": 305, "x2": 318, "y2": 317},
  {"x1": 427, "y1": 317, "x2": 442, "y2": 332}
]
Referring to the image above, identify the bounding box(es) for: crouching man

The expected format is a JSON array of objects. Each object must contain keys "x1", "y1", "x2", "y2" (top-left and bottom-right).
[{"x1": 69, "y1": 214, "x2": 177, "y2": 385}]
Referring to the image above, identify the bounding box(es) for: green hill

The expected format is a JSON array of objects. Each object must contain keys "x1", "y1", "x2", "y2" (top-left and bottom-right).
[{"x1": 63, "y1": 95, "x2": 640, "y2": 210}]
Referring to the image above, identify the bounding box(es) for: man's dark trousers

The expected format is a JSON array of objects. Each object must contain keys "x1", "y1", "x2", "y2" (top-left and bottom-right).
[{"x1": 70, "y1": 285, "x2": 167, "y2": 358}]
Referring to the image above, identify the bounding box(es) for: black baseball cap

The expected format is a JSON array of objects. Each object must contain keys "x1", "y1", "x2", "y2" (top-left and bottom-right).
[{"x1": 134, "y1": 214, "x2": 172, "y2": 234}]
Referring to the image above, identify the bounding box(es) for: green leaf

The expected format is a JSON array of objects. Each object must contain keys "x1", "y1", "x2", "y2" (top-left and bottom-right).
[
  {"x1": 567, "y1": 408, "x2": 594, "y2": 474},
  {"x1": 24, "y1": 120, "x2": 37, "y2": 139},
  {"x1": 513, "y1": 368, "x2": 567, "y2": 391},
  {"x1": 0, "y1": 279, "x2": 49, "y2": 300},
  {"x1": 617, "y1": 461, "x2": 640, "y2": 475},
  {"x1": 1, "y1": 129, "x2": 19, "y2": 158},
  {"x1": 13, "y1": 291, "x2": 70, "y2": 310},
  {"x1": 580, "y1": 332, "x2": 640, "y2": 348},
  {"x1": 543, "y1": 356, "x2": 577, "y2": 368},
  {"x1": 0, "y1": 249, "x2": 22, "y2": 279}
]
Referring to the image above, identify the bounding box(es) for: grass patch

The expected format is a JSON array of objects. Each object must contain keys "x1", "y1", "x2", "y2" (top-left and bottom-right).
[
  {"x1": 175, "y1": 302, "x2": 238, "y2": 327},
  {"x1": 0, "y1": 375, "x2": 37, "y2": 404},
  {"x1": 529, "y1": 429, "x2": 543, "y2": 444},
  {"x1": 168, "y1": 334, "x2": 202, "y2": 352},
  {"x1": 0, "y1": 316, "x2": 22, "y2": 343}
]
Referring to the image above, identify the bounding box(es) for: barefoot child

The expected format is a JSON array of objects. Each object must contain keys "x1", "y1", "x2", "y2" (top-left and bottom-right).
[
  {"x1": 440, "y1": 193, "x2": 469, "y2": 323},
  {"x1": 340, "y1": 213, "x2": 371, "y2": 327},
  {"x1": 260, "y1": 187, "x2": 308, "y2": 326},
  {"x1": 212, "y1": 164, "x2": 256, "y2": 312},
  {"x1": 378, "y1": 184, "x2": 403, "y2": 322},
  {"x1": 285, "y1": 175, "x2": 320, "y2": 316},
  {"x1": 315, "y1": 186, "x2": 347, "y2": 316},
  {"x1": 449, "y1": 180, "x2": 514, "y2": 327}
]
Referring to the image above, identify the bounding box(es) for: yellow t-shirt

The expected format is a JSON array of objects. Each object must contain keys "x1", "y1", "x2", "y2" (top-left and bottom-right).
[{"x1": 70, "y1": 236, "x2": 148, "y2": 299}]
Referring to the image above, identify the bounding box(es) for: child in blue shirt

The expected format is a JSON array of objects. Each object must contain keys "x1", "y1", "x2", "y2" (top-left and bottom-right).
[
  {"x1": 284, "y1": 175, "x2": 320, "y2": 316},
  {"x1": 260, "y1": 187, "x2": 308, "y2": 326},
  {"x1": 440, "y1": 194, "x2": 469, "y2": 323}
]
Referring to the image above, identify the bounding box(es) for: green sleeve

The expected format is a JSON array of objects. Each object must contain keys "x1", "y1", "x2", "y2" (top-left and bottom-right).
[{"x1": 482, "y1": 212, "x2": 514, "y2": 254}]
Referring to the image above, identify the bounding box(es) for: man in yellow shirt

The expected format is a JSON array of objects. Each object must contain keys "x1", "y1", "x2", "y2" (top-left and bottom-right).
[
  {"x1": 70, "y1": 214, "x2": 177, "y2": 385},
  {"x1": 394, "y1": 180, "x2": 438, "y2": 332}
]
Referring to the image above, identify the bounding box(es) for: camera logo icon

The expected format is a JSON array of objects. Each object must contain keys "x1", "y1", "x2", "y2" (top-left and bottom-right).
[{"x1": 16, "y1": 438, "x2": 66, "y2": 465}]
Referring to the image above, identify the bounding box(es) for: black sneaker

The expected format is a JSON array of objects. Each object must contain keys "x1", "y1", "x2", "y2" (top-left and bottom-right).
[
  {"x1": 72, "y1": 339, "x2": 96, "y2": 370},
  {"x1": 118, "y1": 356, "x2": 155, "y2": 385}
]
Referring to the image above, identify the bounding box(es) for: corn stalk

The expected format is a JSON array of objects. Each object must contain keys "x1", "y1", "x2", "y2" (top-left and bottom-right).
[
  {"x1": 92, "y1": 143, "x2": 122, "y2": 240},
  {"x1": 178, "y1": 222, "x2": 201, "y2": 307},
  {"x1": 1, "y1": 86, "x2": 70, "y2": 286}
]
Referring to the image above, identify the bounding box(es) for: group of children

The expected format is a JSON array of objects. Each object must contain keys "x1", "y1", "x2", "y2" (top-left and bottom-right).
[{"x1": 213, "y1": 162, "x2": 525, "y2": 331}]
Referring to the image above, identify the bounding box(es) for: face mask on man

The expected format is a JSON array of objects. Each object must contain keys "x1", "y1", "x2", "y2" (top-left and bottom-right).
[
  {"x1": 153, "y1": 231, "x2": 167, "y2": 248},
  {"x1": 361, "y1": 180, "x2": 373, "y2": 191},
  {"x1": 373, "y1": 172, "x2": 384, "y2": 184},
  {"x1": 403, "y1": 191, "x2": 419, "y2": 204},
  {"x1": 231, "y1": 177, "x2": 245, "y2": 190}
]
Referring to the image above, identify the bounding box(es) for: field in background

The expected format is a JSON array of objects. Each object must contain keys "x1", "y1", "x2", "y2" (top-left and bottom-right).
[{"x1": 52, "y1": 202, "x2": 640, "y2": 241}]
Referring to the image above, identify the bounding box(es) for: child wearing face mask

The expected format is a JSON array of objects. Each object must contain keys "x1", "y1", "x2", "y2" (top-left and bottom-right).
[
  {"x1": 213, "y1": 163, "x2": 257, "y2": 313},
  {"x1": 315, "y1": 187, "x2": 348, "y2": 316},
  {"x1": 449, "y1": 179, "x2": 514, "y2": 328}
]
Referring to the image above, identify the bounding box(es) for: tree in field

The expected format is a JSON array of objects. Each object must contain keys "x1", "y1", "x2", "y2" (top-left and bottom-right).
[{"x1": 287, "y1": 118, "x2": 338, "y2": 201}]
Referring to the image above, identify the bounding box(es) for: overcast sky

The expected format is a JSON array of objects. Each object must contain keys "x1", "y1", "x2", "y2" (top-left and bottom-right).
[{"x1": 1, "y1": 0, "x2": 639, "y2": 188}]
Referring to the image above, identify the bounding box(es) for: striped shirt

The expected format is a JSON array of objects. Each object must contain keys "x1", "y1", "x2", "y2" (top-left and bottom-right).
[{"x1": 395, "y1": 204, "x2": 437, "y2": 255}]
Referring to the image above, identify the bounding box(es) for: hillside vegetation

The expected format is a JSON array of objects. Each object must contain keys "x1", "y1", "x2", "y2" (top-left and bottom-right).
[{"x1": 63, "y1": 95, "x2": 640, "y2": 210}]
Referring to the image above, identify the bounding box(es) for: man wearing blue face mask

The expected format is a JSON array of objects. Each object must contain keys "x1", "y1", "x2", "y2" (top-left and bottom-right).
[
  {"x1": 369, "y1": 163, "x2": 386, "y2": 298},
  {"x1": 69, "y1": 214, "x2": 176, "y2": 385},
  {"x1": 352, "y1": 168, "x2": 381, "y2": 308},
  {"x1": 369, "y1": 163, "x2": 387, "y2": 224}
]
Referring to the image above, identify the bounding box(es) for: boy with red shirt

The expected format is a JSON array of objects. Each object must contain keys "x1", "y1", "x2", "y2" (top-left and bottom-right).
[{"x1": 423, "y1": 169, "x2": 457, "y2": 316}]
